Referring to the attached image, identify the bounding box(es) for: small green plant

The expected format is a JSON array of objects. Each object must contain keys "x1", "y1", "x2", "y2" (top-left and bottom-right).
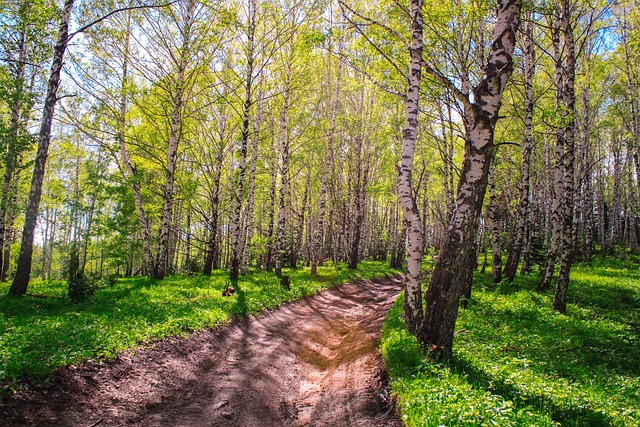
[{"x1": 381, "y1": 255, "x2": 640, "y2": 426}]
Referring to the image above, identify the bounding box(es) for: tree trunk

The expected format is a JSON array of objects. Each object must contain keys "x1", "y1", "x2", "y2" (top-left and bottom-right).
[
  {"x1": 552, "y1": 0, "x2": 576, "y2": 313},
  {"x1": 265, "y1": 135, "x2": 278, "y2": 272},
  {"x1": 41, "y1": 209, "x2": 50, "y2": 281},
  {"x1": 10, "y1": 0, "x2": 74, "y2": 295},
  {"x1": 275, "y1": 61, "x2": 292, "y2": 277},
  {"x1": 311, "y1": 52, "x2": 342, "y2": 275},
  {"x1": 503, "y1": 14, "x2": 534, "y2": 282},
  {"x1": 229, "y1": 0, "x2": 257, "y2": 280},
  {"x1": 397, "y1": 0, "x2": 425, "y2": 334},
  {"x1": 203, "y1": 175, "x2": 221, "y2": 274},
  {"x1": 1, "y1": 164, "x2": 22, "y2": 282},
  {"x1": 154, "y1": 1, "x2": 195, "y2": 280},
  {"x1": 489, "y1": 164, "x2": 502, "y2": 283},
  {"x1": 184, "y1": 208, "x2": 191, "y2": 270},
  {"x1": 348, "y1": 137, "x2": 365, "y2": 269},
  {"x1": 418, "y1": 0, "x2": 523, "y2": 358},
  {"x1": 537, "y1": 14, "x2": 565, "y2": 293},
  {"x1": 0, "y1": 27, "x2": 27, "y2": 280},
  {"x1": 241, "y1": 89, "x2": 262, "y2": 274},
  {"x1": 116, "y1": 16, "x2": 154, "y2": 276},
  {"x1": 581, "y1": 41, "x2": 595, "y2": 263}
]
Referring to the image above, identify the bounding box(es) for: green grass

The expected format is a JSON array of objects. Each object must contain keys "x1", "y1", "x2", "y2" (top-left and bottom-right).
[
  {"x1": 381, "y1": 256, "x2": 640, "y2": 426},
  {"x1": 0, "y1": 261, "x2": 398, "y2": 390}
]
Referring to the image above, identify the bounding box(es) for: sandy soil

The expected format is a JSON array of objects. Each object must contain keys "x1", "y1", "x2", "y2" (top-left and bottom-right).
[{"x1": 1, "y1": 276, "x2": 403, "y2": 427}]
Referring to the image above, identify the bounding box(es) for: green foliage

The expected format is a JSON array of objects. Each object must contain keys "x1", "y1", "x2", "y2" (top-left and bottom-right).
[
  {"x1": 0, "y1": 261, "x2": 398, "y2": 390},
  {"x1": 381, "y1": 257, "x2": 640, "y2": 426}
]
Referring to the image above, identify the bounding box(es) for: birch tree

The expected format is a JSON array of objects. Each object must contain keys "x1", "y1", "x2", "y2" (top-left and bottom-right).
[
  {"x1": 397, "y1": 0, "x2": 425, "y2": 334},
  {"x1": 418, "y1": 0, "x2": 523, "y2": 358},
  {"x1": 10, "y1": 0, "x2": 75, "y2": 295},
  {"x1": 502, "y1": 11, "x2": 535, "y2": 282}
]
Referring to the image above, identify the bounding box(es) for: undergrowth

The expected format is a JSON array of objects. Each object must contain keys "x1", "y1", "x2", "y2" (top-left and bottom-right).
[
  {"x1": 0, "y1": 261, "x2": 398, "y2": 391},
  {"x1": 380, "y1": 256, "x2": 640, "y2": 426}
]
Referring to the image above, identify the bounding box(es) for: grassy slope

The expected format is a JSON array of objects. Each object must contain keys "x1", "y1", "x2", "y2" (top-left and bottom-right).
[
  {"x1": 381, "y1": 256, "x2": 640, "y2": 427},
  {"x1": 0, "y1": 261, "x2": 398, "y2": 388}
]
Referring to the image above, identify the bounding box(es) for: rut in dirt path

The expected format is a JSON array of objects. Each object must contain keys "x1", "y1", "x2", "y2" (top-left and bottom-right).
[{"x1": 1, "y1": 276, "x2": 403, "y2": 427}]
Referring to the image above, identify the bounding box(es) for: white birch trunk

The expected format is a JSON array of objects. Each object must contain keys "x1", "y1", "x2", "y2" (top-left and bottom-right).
[
  {"x1": 240, "y1": 89, "x2": 262, "y2": 274},
  {"x1": 155, "y1": 0, "x2": 196, "y2": 280},
  {"x1": 275, "y1": 62, "x2": 292, "y2": 277},
  {"x1": 311, "y1": 53, "x2": 343, "y2": 275},
  {"x1": 537, "y1": 12, "x2": 564, "y2": 292},
  {"x1": 552, "y1": 0, "x2": 576, "y2": 312},
  {"x1": 10, "y1": 0, "x2": 74, "y2": 295},
  {"x1": 503, "y1": 14, "x2": 534, "y2": 282},
  {"x1": 229, "y1": 0, "x2": 256, "y2": 279},
  {"x1": 0, "y1": 27, "x2": 26, "y2": 280},
  {"x1": 397, "y1": 0, "x2": 425, "y2": 334},
  {"x1": 489, "y1": 164, "x2": 502, "y2": 283},
  {"x1": 419, "y1": 0, "x2": 523, "y2": 358}
]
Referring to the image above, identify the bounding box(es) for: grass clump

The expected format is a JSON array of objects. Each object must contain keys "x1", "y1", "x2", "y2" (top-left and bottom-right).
[
  {"x1": 0, "y1": 261, "x2": 398, "y2": 390},
  {"x1": 380, "y1": 256, "x2": 640, "y2": 426}
]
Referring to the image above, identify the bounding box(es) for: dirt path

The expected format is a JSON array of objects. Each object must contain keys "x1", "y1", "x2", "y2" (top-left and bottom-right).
[{"x1": 1, "y1": 276, "x2": 403, "y2": 427}]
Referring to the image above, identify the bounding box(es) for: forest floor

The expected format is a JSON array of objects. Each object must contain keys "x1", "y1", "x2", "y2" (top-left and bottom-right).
[{"x1": 1, "y1": 276, "x2": 403, "y2": 427}]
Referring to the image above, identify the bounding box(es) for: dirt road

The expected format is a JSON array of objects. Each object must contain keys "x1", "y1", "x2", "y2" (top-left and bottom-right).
[{"x1": 1, "y1": 276, "x2": 403, "y2": 426}]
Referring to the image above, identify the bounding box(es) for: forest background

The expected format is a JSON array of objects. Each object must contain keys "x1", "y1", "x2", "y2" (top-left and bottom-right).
[{"x1": 0, "y1": 0, "x2": 639, "y2": 379}]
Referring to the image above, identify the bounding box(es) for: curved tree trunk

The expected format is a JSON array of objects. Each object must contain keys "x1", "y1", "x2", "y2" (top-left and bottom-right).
[
  {"x1": 154, "y1": 0, "x2": 195, "y2": 280},
  {"x1": 116, "y1": 17, "x2": 154, "y2": 277},
  {"x1": 10, "y1": 0, "x2": 74, "y2": 295},
  {"x1": 418, "y1": 0, "x2": 523, "y2": 358}
]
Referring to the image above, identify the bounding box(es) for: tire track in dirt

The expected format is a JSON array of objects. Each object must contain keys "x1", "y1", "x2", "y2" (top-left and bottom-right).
[{"x1": 1, "y1": 276, "x2": 403, "y2": 426}]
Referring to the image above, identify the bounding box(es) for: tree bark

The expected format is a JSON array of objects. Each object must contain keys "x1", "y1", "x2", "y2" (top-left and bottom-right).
[
  {"x1": 503, "y1": 13, "x2": 534, "y2": 282},
  {"x1": 10, "y1": 0, "x2": 74, "y2": 295},
  {"x1": 154, "y1": 0, "x2": 195, "y2": 280},
  {"x1": 311, "y1": 52, "x2": 342, "y2": 275},
  {"x1": 203, "y1": 161, "x2": 222, "y2": 274},
  {"x1": 241, "y1": 89, "x2": 262, "y2": 274},
  {"x1": 274, "y1": 61, "x2": 292, "y2": 277},
  {"x1": 397, "y1": 0, "x2": 425, "y2": 334},
  {"x1": 116, "y1": 18, "x2": 154, "y2": 277},
  {"x1": 265, "y1": 134, "x2": 278, "y2": 272},
  {"x1": 0, "y1": 27, "x2": 27, "y2": 280},
  {"x1": 552, "y1": 0, "x2": 576, "y2": 313},
  {"x1": 348, "y1": 136, "x2": 366, "y2": 269},
  {"x1": 229, "y1": 0, "x2": 256, "y2": 280},
  {"x1": 489, "y1": 164, "x2": 502, "y2": 283},
  {"x1": 537, "y1": 13, "x2": 564, "y2": 293},
  {"x1": 418, "y1": 0, "x2": 523, "y2": 358}
]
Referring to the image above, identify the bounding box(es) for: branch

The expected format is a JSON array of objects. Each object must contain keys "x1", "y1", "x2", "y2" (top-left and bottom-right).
[
  {"x1": 494, "y1": 141, "x2": 520, "y2": 147},
  {"x1": 338, "y1": 0, "x2": 410, "y2": 50},
  {"x1": 338, "y1": 1, "x2": 407, "y2": 82},
  {"x1": 421, "y1": 60, "x2": 470, "y2": 109},
  {"x1": 55, "y1": 93, "x2": 77, "y2": 101},
  {"x1": 68, "y1": 0, "x2": 178, "y2": 40},
  {"x1": 330, "y1": 48, "x2": 406, "y2": 99},
  {"x1": 0, "y1": 58, "x2": 44, "y2": 69}
]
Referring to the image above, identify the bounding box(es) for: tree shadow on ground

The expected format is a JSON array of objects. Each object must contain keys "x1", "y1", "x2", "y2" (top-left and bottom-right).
[
  {"x1": 452, "y1": 356, "x2": 613, "y2": 427},
  {"x1": 229, "y1": 278, "x2": 247, "y2": 318}
]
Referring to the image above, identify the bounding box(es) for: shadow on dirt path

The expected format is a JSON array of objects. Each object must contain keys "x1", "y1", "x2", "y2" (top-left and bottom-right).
[{"x1": 1, "y1": 276, "x2": 403, "y2": 426}]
